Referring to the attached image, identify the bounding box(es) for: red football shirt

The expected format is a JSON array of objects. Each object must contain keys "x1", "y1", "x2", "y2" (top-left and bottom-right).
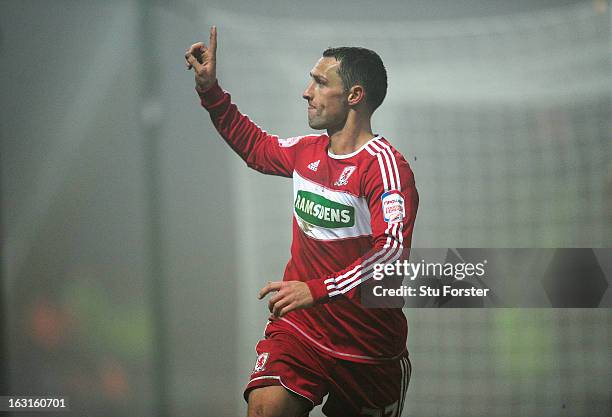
[{"x1": 199, "y1": 82, "x2": 419, "y2": 364}]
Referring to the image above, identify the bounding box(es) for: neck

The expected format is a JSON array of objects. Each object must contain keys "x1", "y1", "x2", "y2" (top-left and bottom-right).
[{"x1": 327, "y1": 110, "x2": 374, "y2": 155}]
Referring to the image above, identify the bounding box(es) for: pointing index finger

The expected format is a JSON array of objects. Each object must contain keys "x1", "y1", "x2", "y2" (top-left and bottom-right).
[{"x1": 209, "y1": 25, "x2": 217, "y2": 55}]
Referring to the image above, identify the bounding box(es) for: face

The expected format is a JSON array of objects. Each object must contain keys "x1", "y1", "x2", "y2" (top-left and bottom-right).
[{"x1": 302, "y1": 57, "x2": 349, "y2": 130}]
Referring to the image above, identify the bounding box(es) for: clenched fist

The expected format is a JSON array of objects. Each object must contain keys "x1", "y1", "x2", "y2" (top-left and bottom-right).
[{"x1": 185, "y1": 26, "x2": 217, "y2": 92}]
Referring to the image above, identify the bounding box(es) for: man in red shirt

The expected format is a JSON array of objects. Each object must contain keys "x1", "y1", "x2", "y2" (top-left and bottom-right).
[{"x1": 186, "y1": 26, "x2": 418, "y2": 417}]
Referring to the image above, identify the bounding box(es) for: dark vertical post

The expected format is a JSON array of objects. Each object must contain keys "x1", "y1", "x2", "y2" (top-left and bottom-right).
[
  {"x1": 138, "y1": 1, "x2": 170, "y2": 416},
  {"x1": 0, "y1": 22, "x2": 10, "y2": 409},
  {"x1": 0, "y1": 144, "x2": 9, "y2": 410}
]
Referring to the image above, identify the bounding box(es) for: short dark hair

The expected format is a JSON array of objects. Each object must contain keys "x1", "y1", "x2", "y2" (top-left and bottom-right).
[{"x1": 322, "y1": 47, "x2": 387, "y2": 113}]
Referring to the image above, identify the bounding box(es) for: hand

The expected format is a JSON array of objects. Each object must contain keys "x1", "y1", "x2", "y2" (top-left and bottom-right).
[
  {"x1": 185, "y1": 26, "x2": 217, "y2": 92},
  {"x1": 258, "y1": 281, "x2": 315, "y2": 317}
]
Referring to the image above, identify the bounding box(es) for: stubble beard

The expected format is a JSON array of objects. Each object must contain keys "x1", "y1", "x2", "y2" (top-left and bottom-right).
[
  {"x1": 308, "y1": 118, "x2": 325, "y2": 130},
  {"x1": 307, "y1": 111, "x2": 326, "y2": 130}
]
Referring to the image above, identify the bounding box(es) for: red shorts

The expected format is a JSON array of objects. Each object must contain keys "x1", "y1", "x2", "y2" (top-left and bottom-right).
[{"x1": 244, "y1": 323, "x2": 412, "y2": 417}]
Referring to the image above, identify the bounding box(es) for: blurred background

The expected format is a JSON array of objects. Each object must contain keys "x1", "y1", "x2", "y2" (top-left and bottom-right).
[{"x1": 1, "y1": 0, "x2": 611, "y2": 416}]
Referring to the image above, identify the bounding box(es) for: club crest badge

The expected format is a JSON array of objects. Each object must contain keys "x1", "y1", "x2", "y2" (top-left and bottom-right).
[
  {"x1": 253, "y1": 352, "x2": 269, "y2": 373},
  {"x1": 334, "y1": 166, "x2": 356, "y2": 186}
]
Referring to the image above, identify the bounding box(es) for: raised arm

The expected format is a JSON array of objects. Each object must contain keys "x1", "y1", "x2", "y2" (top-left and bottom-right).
[{"x1": 185, "y1": 26, "x2": 300, "y2": 177}]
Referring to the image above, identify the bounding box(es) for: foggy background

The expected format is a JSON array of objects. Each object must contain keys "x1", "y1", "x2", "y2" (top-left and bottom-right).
[{"x1": 1, "y1": 0, "x2": 611, "y2": 416}]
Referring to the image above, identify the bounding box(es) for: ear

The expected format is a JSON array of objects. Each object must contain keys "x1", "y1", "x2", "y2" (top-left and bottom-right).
[{"x1": 347, "y1": 85, "x2": 366, "y2": 107}]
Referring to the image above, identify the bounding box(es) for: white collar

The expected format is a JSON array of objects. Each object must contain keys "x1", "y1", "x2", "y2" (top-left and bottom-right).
[{"x1": 327, "y1": 135, "x2": 380, "y2": 160}]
